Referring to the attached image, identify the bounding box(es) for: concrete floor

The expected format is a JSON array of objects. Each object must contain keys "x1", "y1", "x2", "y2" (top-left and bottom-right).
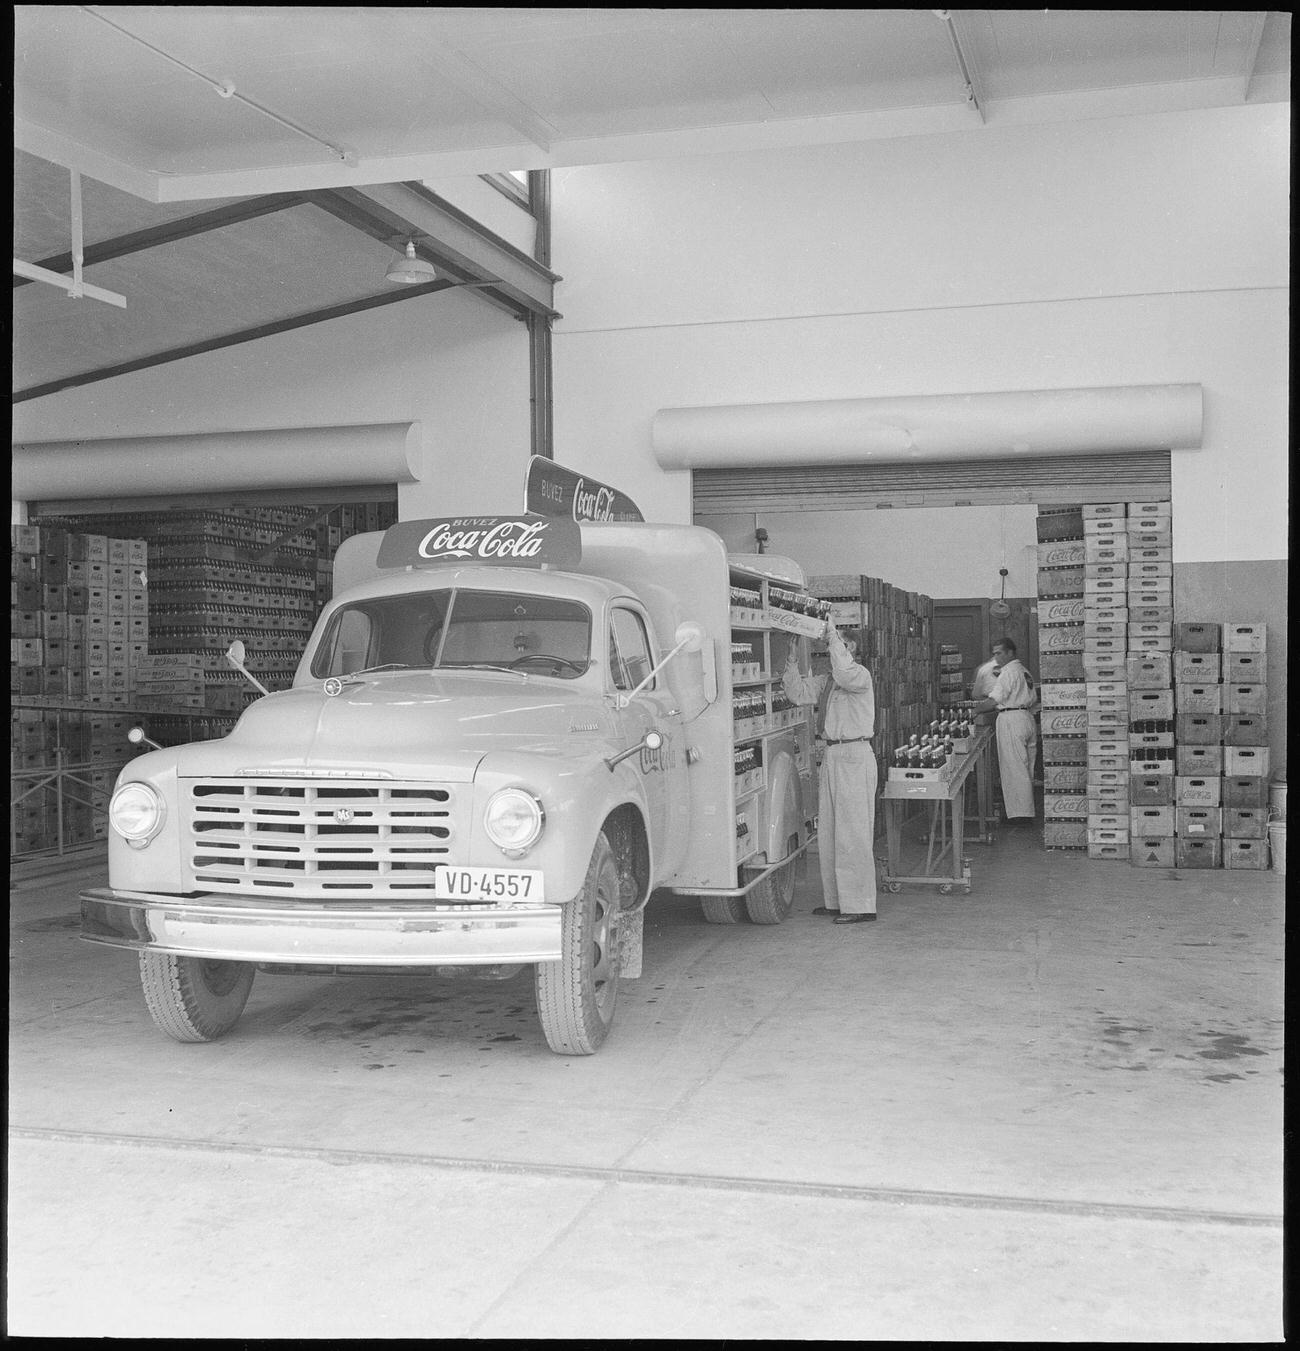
[{"x1": 7, "y1": 829, "x2": 1285, "y2": 1341}]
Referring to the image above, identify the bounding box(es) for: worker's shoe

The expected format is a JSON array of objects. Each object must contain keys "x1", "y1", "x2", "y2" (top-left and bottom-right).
[
  {"x1": 833, "y1": 913, "x2": 876, "y2": 924},
  {"x1": 811, "y1": 906, "x2": 839, "y2": 916}
]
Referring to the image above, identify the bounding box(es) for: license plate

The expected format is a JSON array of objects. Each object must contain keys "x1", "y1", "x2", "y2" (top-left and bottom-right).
[{"x1": 434, "y1": 867, "x2": 545, "y2": 903}]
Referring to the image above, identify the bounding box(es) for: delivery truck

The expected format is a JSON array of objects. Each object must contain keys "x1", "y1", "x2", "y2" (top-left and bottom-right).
[{"x1": 81, "y1": 514, "x2": 823, "y2": 1053}]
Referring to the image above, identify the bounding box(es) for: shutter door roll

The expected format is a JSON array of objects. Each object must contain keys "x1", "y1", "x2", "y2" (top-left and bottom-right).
[{"x1": 692, "y1": 450, "x2": 1171, "y2": 515}]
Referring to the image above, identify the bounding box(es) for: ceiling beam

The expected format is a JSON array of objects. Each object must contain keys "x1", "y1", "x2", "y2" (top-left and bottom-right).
[
  {"x1": 306, "y1": 183, "x2": 559, "y2": 320},
  {"x1": 12, "y1": 279, "x2": 465, "y2": 404},
  {"x1": 412, "y1": 43, "x2": 558, "y2": 153},
  {"x1": 13, "y1": 193, "x2": 308, "y2": 288}
]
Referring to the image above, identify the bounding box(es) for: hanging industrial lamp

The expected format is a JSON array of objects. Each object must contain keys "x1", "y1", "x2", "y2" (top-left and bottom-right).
[
  {"x1": 990, "y1": 567, "x2": 1011, "y2": 620},
  {"x1": 385, "y1": 240, "x2": 437, "y2": 285}
]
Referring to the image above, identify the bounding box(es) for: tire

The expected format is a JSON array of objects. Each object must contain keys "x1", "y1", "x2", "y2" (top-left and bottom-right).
[
  {"x1": 535, "y1": 831, "x2": 620, "y2": 1055},
  {"x1": 744, "y1": 833, "x2": 798, "y2": 925},
  {"x1": 139, "y1": 952, "x2": 255, "y2": 1043},
  {"x1": 700, "y1": 895, "x2": 747, "y2": 924}
]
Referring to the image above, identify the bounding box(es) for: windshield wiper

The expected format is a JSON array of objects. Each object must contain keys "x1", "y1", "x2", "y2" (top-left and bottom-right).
[
  {"x1": 442, "y1": 662, "x2": 528, "y2": 677},
  {"x1": 343, "y1": 663, "x2": 412, "y2": 679}
]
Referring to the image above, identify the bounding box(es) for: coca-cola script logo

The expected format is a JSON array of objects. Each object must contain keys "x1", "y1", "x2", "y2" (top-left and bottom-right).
[
  {"x1": 571, "y1": 479, "x2": 617, "y2": 522},
  {"x1": 1041, "y1": 626, "x2": 1084, "y2": 650},
  {"x1": 377, "y1": 512, "x2": 582, "y2": 570},
  {"x1": 1043, "y1": 711, "x2": 1088, "y2": 732},
  {"x1": 419, "y1": 519, "x2": 548, "y2": 561},
  {"x1": 1041, "y1": 546, "x2": 1083, "y2": 566}
]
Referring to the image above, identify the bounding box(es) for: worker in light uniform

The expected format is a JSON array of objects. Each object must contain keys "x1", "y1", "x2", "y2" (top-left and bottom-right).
[
  {"x1": 783, "y1": 621, "x2": 878, "y2": 924},
  {"x1": 970, "y1": 655, "x2": 1000, "y2": 703},
  {"x1": 971, "y1": 637, "x2": 1038, "y2": 824}
]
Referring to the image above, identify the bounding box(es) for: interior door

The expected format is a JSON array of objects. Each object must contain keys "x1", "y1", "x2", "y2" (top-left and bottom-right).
[{"x1": 933, "y1": 600, "x2": 989, "y2": 697}]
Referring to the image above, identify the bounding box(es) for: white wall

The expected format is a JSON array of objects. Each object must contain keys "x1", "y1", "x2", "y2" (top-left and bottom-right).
[
  {"x1": 550, "y1": 103, "x2": 1289, "y2": 563},
  {"x1": 749, "y1": 505, "x2": 1040, "y2": 599},
  {"x1": 11, "y1": 289, "x2": 531, "y2": 519}
]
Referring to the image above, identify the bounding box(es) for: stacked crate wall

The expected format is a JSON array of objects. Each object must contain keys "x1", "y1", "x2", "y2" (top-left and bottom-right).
[
  {"x1": 1169, "y1": 620, "x2": 1270, "y2": 870},
  {"x1": 1035, "y1": 509, "x2": 1088, "y2": 848},
  {"x1": 11, "y1": 503, "x2": 397, "y2": 859}
]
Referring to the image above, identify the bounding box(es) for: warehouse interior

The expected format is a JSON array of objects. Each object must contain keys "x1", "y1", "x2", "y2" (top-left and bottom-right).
[{"x1": 9, "y1": 9, "x2": 1288, "y2": 1341}]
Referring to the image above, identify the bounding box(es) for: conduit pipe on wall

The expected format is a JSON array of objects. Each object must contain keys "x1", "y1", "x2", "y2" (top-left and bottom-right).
[
  {"x1": 651, "y1": 385, "x2": 1203, "y2": 470},
  {"x1": 11, "y1": 423, "x2": 422, "y2": 501}
]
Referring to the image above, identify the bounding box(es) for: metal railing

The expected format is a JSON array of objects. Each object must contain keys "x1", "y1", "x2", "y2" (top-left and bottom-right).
[
  {"x1": 10, "y1": 699, "x2": 237, "y2": 862},
  {"x1": 10, "y1": 749, "x2": 129, "y2": 860}
]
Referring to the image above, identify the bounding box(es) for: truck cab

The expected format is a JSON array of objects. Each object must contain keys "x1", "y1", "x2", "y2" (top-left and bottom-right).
[{"x1": 81, "y1": 518, "x2": 817, "y2": 1054}]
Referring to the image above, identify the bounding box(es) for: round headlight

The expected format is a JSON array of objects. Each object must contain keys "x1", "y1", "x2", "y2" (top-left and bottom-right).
[
  {"x1": 109, "y1": 781, "x2": 164, "y2": 845},
  {"x1": 484, "y1": 788, "x2": 544, "y2": 852}
]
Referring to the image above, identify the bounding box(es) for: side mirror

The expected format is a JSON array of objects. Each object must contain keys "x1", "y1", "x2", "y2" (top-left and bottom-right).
[
  {"x1": 606, "y1": 728, "x2": 664, "y2": 771},
  {"x1": 673, "y1": 621, "x2": 705, "y2": 653},
  {"x1": 616, "y1": 621, "x2": 713, "y2": 709},
  {"x1": 128, "y1": 726, "x2": 164, "y2": 751},
  {"x1": 225, "y1": 638, "x2": 270, "y2": 696}
]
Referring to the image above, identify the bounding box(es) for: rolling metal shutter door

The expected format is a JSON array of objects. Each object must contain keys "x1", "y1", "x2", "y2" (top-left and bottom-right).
[{"x1": 692, "y1": 450, "x2": 1171, "y2": 515}]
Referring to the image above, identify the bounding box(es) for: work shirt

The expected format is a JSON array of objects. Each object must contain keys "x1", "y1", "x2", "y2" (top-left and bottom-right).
[
  {"x1": 990, "y1": 658, "x2": 1035, "y2": 712},
  {"x1": 783, "y1": 628, "x2": 875, "y2": 740},
  {"x1": 970, "y1": 658, "x2": 1000, "y2": 701}
]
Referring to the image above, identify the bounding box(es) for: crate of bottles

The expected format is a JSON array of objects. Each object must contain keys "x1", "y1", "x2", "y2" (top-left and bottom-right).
[
  {"x1": 733, "y1": 743, "x2": 766, "y2": 799},
  {"x1": 765, "y1": 587, "x2": 831, "y2": 636}
]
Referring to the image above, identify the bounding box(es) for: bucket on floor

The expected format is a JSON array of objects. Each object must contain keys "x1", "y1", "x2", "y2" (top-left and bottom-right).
[{"x1": 1268, "y1": 822, "x2": 1286, "y2": 875}]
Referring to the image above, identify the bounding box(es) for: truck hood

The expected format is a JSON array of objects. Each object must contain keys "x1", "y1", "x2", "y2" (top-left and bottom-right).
[{"x1": 180, "y1": 672, "x2": 616, "y2": 781}]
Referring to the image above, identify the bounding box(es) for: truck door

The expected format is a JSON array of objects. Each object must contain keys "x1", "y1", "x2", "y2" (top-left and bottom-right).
[{"x1": 609, "y1": 606, "x2": 689, "y2": 874}]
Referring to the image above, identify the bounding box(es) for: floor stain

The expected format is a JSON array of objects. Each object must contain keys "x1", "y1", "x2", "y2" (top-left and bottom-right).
[
  {"x1": 1195, "y1": 1031, "x2": 1267, "y2": 1060},
  {"x1": 1092, "y1": 1017, "x2": 1274, "y2": 1081},
  {"x1": 19, "y1": 913, "x2": 82, "y2": 933}
]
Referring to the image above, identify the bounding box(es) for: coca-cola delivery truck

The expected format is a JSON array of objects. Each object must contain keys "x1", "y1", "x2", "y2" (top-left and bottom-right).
[{"x1": 81, "y1": 511, "x2": 823, "y2": 1054}]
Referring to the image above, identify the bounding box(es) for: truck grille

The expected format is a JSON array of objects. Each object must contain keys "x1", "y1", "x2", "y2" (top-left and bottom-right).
[{"x1": 185, "y1": 779, "x2": 459, "y2": 899}]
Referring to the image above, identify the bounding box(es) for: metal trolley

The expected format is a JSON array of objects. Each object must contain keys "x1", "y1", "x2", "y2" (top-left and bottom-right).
[{"x1": 880, "y1": 725, "x2": 996, "y2": 894}]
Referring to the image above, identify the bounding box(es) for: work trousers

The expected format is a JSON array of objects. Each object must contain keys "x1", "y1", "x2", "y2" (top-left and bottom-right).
[
  {"x1": 818, "y1": 741, "x2": 878, "y2": 914},
  {"x1": 995, "y1": 709, "x2": 1038, "y2": 819}
]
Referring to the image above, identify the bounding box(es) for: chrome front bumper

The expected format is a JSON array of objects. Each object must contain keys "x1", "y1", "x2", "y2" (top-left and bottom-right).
[{"x1": 80, "y1": 888, "x2": 563, "y2": 966}]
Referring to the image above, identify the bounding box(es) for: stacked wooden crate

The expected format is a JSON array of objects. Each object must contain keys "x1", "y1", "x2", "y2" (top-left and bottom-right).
[
  {"x1": 1035, "y1": 509, "x2": 1088, "y2": 847},
  {"x1": 11, "y1": 524, "x2": 150, "y2": 705},
  {"x1": 40, "y1": 504, "x2": 398, "y2": 717},
  {"x1": 1081, "y1": 504, "x2": 1133, "y2": 860},
  {"x1": 1165, "y1": 621, "x2": 1270, "y2": 870},
  {"x1": 1117, "y1": 502, "x2": 1176, "y2": 867},
  {"x1": 1221, "y1": 623, "x2": 1271, "y2": 869}
]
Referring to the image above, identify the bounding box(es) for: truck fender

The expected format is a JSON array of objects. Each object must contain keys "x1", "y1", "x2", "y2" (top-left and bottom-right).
[
  {"x1": 760, "y1": 744, "x2": 802, "y2": 865},
  {"x1": 602, "y1": 763, "x2": 655, "y2": 903}
]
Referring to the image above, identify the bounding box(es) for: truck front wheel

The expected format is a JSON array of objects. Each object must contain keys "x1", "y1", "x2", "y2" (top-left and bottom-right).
[
  {"x1": 535, "y1": 831, "x2": 620, "y2": 1054},
  {"x1": 139, "y1": 952, "x2": 255, "y2": 1042}
]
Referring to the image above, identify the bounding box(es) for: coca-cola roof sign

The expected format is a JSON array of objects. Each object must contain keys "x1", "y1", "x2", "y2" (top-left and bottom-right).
[
  {"x1": 524, "y1": 456, "x2": 643, "y2": 523},
  {"x1": 376, "y1": 514, "x2": 581, "y2": 570}
]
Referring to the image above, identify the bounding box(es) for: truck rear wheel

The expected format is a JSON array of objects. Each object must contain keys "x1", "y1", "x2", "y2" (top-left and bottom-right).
[
  {"x1": 139, "y1": 952, "x2": 255, "y2": 1042},
  {"x1": 535, "y1": 831, "x2": 620, "y2": 1054},
  {"x1": 744, "y1": 834, "x2": 799, "y2": 924},
  {"x1": 700, "y1": 895, "x2": 748, "y2": 924}
]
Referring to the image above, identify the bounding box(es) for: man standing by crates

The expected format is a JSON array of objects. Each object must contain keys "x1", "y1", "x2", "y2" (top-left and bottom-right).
[
  {"x1": 783, "y1": 620, "x2": 879, "y2": 924},
  {"x1": 970, "y1": 637, "x2": 1039, "y2": 825}
]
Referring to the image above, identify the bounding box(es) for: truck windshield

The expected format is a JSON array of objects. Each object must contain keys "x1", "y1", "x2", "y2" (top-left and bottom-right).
[{"x1": 310, "y1": 588, "x2": 593, "y2": 680}]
